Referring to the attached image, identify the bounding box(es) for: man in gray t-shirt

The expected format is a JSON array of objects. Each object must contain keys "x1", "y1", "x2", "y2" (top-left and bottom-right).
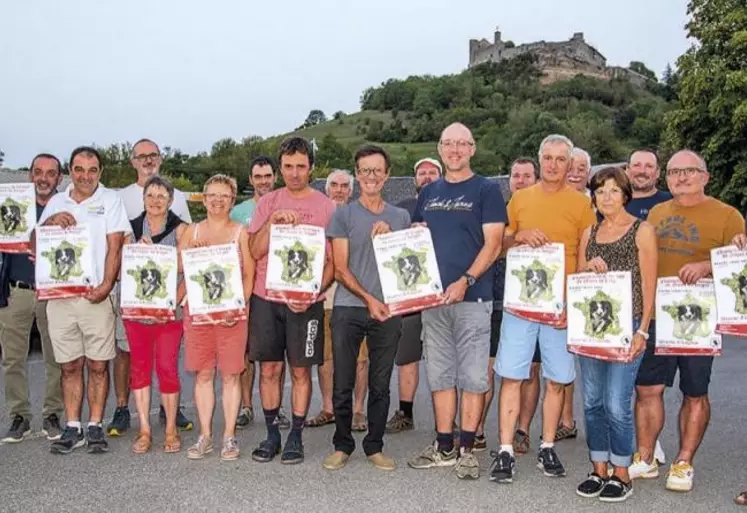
[{"x1": 322, "y1": 145, "x2": 410, "y2": 472}]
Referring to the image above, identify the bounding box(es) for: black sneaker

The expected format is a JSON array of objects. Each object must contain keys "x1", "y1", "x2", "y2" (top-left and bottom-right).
[
  {"x1": 599, "y1": 475, "x2": 633, "y2": 502},
  {"x1": 176, "y1": 407, "x2": 194, "y2": 431},
  {"x1": 281, "y1": 436, "x2": 304, "y2": 464},
  {"x1": 251, "y1": 439, "x2": 281, "y2": 463},
  {"x1": 473, "y1": 434, "x2": 487, "y2": 452},
  {"x1": 489, "y1": 450, "x2": 516, "y2": 483},
  {"x1": 577, "y1": 472, "x2": 607, "y2": 498},
  {"x1": 87, "y1": 425, "x2": 109, "y2": 454},
  {"x1": 50, "y1": 426, "x2": 85, "y2": 454},
  {"x1": 236, "y1": 406, "x2": 254, "y2": 429},
  {"x1": 1, "y1": 415, "x2": 30, "y2": 443},
  {"x1": 275, "y1": 408, "x2": 291, "y2": 430},
  {"x1": 106, "y1": 406, "x2": 130, "y2": 436},
  {"x1": 42, "y1": 414, "x2": 62, "y2": 441},
  {"x1": 537, "y1": 446, "x2": 566, "y2": 477}
]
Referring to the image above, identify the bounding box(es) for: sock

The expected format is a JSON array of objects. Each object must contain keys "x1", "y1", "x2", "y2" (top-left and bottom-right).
[
  {"x1": 460, "y1": 430, "x2": 476, "y2": 453},
  {"x1": 500, "y1": 444, "x2": 515, "y2": 456},
  {"x1": 540, "y1": 440, "x2": 554, "y2": 449},
  {"x1": 289, "y1": 414, "x2": 306, "y2": 441},
  {"x1": 400, "y1": 400, "x2": 414, "y2": 419},
  {"x1": 67, "y1": 421, "x2": 81, "y2": 432},
  {"x1": 87, "y1": 421, "x2": 101, "y2": 428},
  {"x1": 436, "y1": 432, "x2": 454, "y2": 453},
  {"x1": 264, "y1": 407, "x2": 281, "y2": 445}
]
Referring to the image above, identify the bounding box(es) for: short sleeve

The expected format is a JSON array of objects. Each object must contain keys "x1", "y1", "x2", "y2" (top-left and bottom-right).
[
  {"x1": 481, "y1": 181, "x2": 508, "y2": 225},
  {"x1": 580, "y1": 200, "x2": 597, "y2": 231},
  {"x1": 723, "y1": 208, "x2": 746, "y2": 244},
  {"x1": 173, "y1": 190, "x2": 193, "y2": 223},
  {"x1": 247, "y1": 195, "x2": 271, "y2": 234},
  {"x1": 506, "y1": 196, "x2": 518, "y2": 235},
  {"x1": 326, "y1": 205, "x2": 349, "y2": 239},
  {"x1": 107, "y1": 194, "x2": 133, "y2": 235},
  {"x1": 400, "y1": 208, "x2": 411, "y2": 230}
]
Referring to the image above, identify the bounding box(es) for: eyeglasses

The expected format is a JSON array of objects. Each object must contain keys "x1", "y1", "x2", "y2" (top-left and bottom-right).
[
  {"x1": 145, "y1": 193, "x2": 169, "y2": 202},
  {"x1": 133, "y1": 152, "x2": 161, "y2": 161},
  {"x1": 205, "y1": 193, "x2": 234, "y2": 200},
  {"x1": 356, "y1": 168, "x2": 387, "y2": 177},
  {"x1": 666, "y1": 167, "x2": 704, "y2": 177},
  {"x1": 439, "y1": 140, "x2": 474, "y2": 149}
]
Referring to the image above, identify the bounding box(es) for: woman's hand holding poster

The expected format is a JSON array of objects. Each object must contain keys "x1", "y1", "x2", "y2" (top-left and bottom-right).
[
  {"x1": 655, "y1": 277, "x2": 721, "y2": 356},
  {"x1": 35, "y1": 225, "x2": 95, "y2": 300},
  {"x1": 566, "y1": 271, "x2": 634, "y2": 361},
  {"x1": 182, "y1": 243, "x2": 246, "y2": 325},
  {"x1": 373, "y1": 227, "x2": 443, "y2": 315},
  {"x1": 711, "y1": 245, "x2": 747, "y2": 337},
  {"x1": 265, "y1": 224, "x2": 326, "y2": 305},
  {"x1": 503, "y1": 243, "x2": 565, "y2": 324},
  {"x1": 120, "y1": 243, "x2": 178, "y2": 321}
]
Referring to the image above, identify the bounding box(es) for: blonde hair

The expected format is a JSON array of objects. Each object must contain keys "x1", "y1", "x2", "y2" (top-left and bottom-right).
[{"x1": 203, "y1": 174, "x2": 237, "y2": 197}]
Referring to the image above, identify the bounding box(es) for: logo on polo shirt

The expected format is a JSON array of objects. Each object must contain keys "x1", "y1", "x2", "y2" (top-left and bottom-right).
[{"x1": 86, "y1": 204, "x2": 105, "y2": 216}]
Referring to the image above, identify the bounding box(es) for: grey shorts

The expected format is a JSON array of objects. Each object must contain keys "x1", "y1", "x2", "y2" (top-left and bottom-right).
[
  {"x1": 110, "y1": 283, "x2": 129, "y2": 352},
  {"x1": 421, "y1": 301, "x2": 492, "y2": 393}
]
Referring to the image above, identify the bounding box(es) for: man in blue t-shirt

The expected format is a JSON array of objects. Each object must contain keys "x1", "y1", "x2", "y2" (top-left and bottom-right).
[
  {"x1": 406, "y1": 123, "x2": 507, "y2": 480},
  {"x1": 625, "y1": 149, "x2": 672, "y2": 220}
]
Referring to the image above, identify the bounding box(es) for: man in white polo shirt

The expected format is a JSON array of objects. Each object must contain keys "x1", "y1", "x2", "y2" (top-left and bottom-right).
[
  {"x1": 107, "y1": 138, "x2": 193, "y2": 436},
  {"x1": 36, "y1": 146, "x2": 131, "y2": 455}
]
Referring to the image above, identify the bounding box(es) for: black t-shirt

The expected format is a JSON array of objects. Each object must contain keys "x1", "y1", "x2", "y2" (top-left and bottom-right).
[{"x1": 625, "y1": 190, "x2": 672, "y2": 220}]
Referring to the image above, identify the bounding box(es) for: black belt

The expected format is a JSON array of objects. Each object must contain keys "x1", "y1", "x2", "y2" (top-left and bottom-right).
[{"x1": 9, "y1": 280, "x2": 34, "y2": 290}]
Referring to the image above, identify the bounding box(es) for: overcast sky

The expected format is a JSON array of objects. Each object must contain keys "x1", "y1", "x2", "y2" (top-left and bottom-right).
[{"x1": 1, "y1": 0, "x2": 691, "y2": 168}]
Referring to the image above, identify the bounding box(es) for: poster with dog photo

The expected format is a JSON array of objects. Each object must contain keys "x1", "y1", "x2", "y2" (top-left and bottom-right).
[
  {"x1": 655, "y1": 277, "x2": 721, "y2": 356},
  {"x1": 566, "y1": 271, "x2": 634, "y2": 361},
  {"x1": 373, "y1": 227, "x2": 443, "y2": 315},
  {"x1": 265, "y1": 224, "x2": 326, "y2": 304},
  {"x1": 35, "y1": 225, "x2": 95, "y2": 300},
  {"x1": 120, "y1": 244, "x2": 178, "y2": 321},
  {"x1": 0, "y1": 183, "x2": 36, "y2": 253},
  {"x1": 503, "y1": 243, "x2": 566, "y2": 324},
  {"x1": 182, "y1": 243, "x2": 246, "y2": 325},
  {"x1": 710, "y1": 245, "x2": 747, "y2": 337}
]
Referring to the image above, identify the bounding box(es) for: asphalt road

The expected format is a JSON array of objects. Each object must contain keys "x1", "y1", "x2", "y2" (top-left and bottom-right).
[{"x1": 1, "y1": 339, "x2": 746, "y2": 513}]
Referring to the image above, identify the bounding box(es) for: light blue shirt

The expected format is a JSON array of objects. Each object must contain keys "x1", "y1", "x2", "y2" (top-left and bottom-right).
[{"x1": 230, "y1": 198, "x2": 257, "y2": 226}]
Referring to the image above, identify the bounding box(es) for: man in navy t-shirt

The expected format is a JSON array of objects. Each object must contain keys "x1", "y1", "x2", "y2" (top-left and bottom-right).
[
  {"x1": 406, "y1": 123, "x2": 507, "y2": 480},
  {"x1": 625, "y1": 149, "x2": 672, "y2": 220}
]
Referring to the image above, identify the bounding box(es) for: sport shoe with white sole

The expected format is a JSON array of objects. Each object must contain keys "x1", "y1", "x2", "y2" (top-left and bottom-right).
[
  {"x1": 628, "y1": 452, "x2": 659, "y2": 479},
  {"x1": 455, "y1": 450, "x2": 480, "y2": 480},
  {"x1": 666, "y1": 461, "x2": 694, "y2": 492},
  {"x1": 407, "y1": 441, "x2": 458, "y2": 469}
]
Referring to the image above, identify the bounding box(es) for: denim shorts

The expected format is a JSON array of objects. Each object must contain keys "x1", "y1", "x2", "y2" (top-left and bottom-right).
[
  {"x1": 421, "y1": 301, "x2": 492, "y2": 393},
  {"x1": 495, "y1": 310, "x2": 575, "y2": 384}
]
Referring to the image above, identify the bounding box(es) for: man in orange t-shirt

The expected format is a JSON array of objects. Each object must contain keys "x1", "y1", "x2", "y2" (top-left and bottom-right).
[
  {"x1": 490, "y1": 134, "x2": 596, "y2": 483},
  {"x1": 631, "y1": 150, "x2": 745, "y2": 493}
]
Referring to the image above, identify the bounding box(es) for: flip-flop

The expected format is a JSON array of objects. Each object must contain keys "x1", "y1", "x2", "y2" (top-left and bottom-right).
[
  {"x1": 164, "y1": 432, "x2": 181, "y2": 453},
  {"x1": 304, "y1": 411, "x2": 335, "y2": 427},
  {"x1": 132, "y1": 433, "x2": 152, "y2": 454}
]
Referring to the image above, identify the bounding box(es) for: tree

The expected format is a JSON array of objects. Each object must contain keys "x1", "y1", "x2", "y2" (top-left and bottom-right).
[
  {"x1": 629, "y1": 61, "x2": 657, "y2": 81},
  {"x1": 332, "y1": 110, "x2": 345, "y2": 120},
  {"x1": 0, "y1": 150, "x2": 4, "y2": 168},
  {"x1": 298, "y1": 109, "x2": 327, "y2": 129},
  {"x1": 663, "y1": 0, "x2": 747, "y2": 208}
]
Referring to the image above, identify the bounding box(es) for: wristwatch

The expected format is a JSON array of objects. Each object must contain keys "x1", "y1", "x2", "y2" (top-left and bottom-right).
[
  {"x1": 636, "y1": 329, "x2": 650, "y2": 340},
  {"x1": 463, "y1": 273, "x2": 476, "y2": 287}
]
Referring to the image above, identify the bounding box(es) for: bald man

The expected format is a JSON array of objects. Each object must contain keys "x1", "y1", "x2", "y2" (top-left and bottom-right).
[
  {"x1": 632, "y1": 150, "x2": 744, "y2": 492},
  {"x1": 407, "y1": 123, "x2": 506, "y2": 480}
]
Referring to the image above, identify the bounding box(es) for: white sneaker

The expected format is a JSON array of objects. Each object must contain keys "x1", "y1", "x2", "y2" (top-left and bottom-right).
[
  {"x1": 628, "y1": 452, "x2": 659, "y2": 479},
  {"x1": 666, "y1": 461, "x2": 694, "y2": 492},
  {"x1": 654, "y1": 439, "x2": 666, "y2": 464}
]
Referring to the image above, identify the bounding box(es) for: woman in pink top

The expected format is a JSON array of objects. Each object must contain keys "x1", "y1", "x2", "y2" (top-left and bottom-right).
[{"x1": 179, "y1": 175, "x2": 254, "y2": 461}]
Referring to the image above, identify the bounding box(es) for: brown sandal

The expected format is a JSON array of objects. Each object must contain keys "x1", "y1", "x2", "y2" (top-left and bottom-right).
[
  {"x1": 132, "y1": 433, "x2": 152, "y2": 454},
  {"x1": 352, "y1": 412, "x2": 367, "y2": 432},
  {"x1": 304, "y1": 410, "x2": 335, "y2": 427},
  {"x1": 164, "y1": 432, "x2": 181, "y2": 453},
  {"x1": 735, "y1": 491, "x2": 747, "y2": 506}
]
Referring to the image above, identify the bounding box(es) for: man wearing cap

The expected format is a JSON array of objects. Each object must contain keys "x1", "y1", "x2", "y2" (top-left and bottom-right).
[{"x1": 385, "y1": 157, "x2": 442, "y2": 433}]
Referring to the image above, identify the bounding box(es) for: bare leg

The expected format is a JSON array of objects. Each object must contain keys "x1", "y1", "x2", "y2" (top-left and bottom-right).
[
  {"x1": 476, "y1": 358, "x2": 495, "y2": 436},
  {"x1": 460, "y1": 391, "x2": 485, "y2": 433},
  {"x1": 194, "y1": 369, "x2": 216, "y2": 437},
  {"x1": 353, "y1": 360, "x2": 368, "y2": 415},
  {"x1": 113, "y1": 348, "x2": 130, "y2": 408},
  {"x1": 133, "y1": 386, "x2": 152, "y2": 434},
  {"x1": 499, "y1": 378, "x2": 522, "y2": 444},
  {"x1": 675, "y1": 395, "x2": 710, "y2": 464},
  {"x1": 433, "y1": 388, "x2": 458, "y2": 434},
  {"x1": 161, "y1": 392, "x2": 178, "y2": 435},
  {"x1": 86, "y1": 360, "x2": 109, "y2": 423},
  {"x1": 61, "y1": 358, "x2": 85, "y2": 422},
  {"x1": 290, "y1": 366, "x2": 312, "y2": 417},
  {"x1": 517, "y1": 362, "x2": 541, "y2": 433},
  {"x1": 221, "y1": 373, "x2": 241, "y2": 439},
  {"x1": 260, "y1": 362, "x2": 283, "y2": 409},
  {"x1": 634, "y1": 385, "x2": 666, "y2": 462},
  {"x1": 239, "y1": 358, "x2": 255, "y2": 409},
  {"x1": 560, "y1": 381, "x2": 575, "y2": 428},
  {"x1": 399, "y1": 362, "x2": 419, "y2": 402},
  {"x1": 317, "y1": 360, "x2": 334, "y2": 413},
  {"x1": 541, "y1": 381, "x2": 564, "y2": 443}
]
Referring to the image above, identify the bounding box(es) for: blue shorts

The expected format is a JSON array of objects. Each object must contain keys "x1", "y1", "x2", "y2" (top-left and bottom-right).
[{"x1": 495, "y1": 310, "x2": 575, "y2": 384}]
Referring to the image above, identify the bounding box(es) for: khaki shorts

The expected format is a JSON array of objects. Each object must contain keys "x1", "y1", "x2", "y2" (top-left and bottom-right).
[
  {"x1": 46, "y1": 297, "x2": 117, "y2": 364},
  {"x1": 324, "y1": 309, "x2": 368, "y2": 363}
]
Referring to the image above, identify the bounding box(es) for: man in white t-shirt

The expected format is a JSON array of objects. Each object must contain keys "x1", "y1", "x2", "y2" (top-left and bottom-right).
[
  {"x1": 107, "y1": 138, "x2": 194, "y2": 437},
  {"x1": 35, "y1": 146, "x2": 131, "y2": 455}
]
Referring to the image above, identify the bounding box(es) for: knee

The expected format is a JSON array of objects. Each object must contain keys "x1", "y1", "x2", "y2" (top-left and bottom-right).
[
  {"x1": 195, "y1": 369, "x2": 215, "y2": 384},
  {"x1": 636, "y1": 386, "x2": 664, "y2": 404},
  {"x1": 500, "y1": 377, "x2": 522, "y2": 392},
  {"x1": 61, "y1": 359, "x2": 84, "y2": 377},
  {"x1": 86, "y1": 360, "x2": 109, "y2": 377},
  {"x1": 290, "y1": 367, "x2": 309, "y2": 383},
  {"x1": 545, "y1": 380, "x2": 565, "y2": 395},
  {"x1": 683, "y1": 394, "x2": 709, "y2": 407},
  {"x1": 260, "y1": 362, "x2": 282, "y2": 382}
]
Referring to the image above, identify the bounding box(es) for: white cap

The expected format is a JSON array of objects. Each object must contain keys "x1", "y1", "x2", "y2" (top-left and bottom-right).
[{"x1": 413, "y1": 157, "x2": 443, "y2": 174}]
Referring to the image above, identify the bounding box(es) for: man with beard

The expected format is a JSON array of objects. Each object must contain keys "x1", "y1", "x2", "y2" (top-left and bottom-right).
[
  {"x1": 306, "y1": 169, "x2": 370, "y2": 433},
  {"x1": 385, "y1": 158, "x2": 442, "y2": 433},
  {"x1": 107, "y1": 138, "x2": 194, "y2": 437},
  {"x1": 625, "y1": 149, "x2": 672, "y2": 220},
  {"x1": 0, "y1": 154, "x2": 64, "y2": 443}
]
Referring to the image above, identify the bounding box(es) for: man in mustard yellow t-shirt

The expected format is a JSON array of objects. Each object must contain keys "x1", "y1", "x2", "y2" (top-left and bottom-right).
[
  {"x1": 631, "y1": 150, "x2": 745, "y2": 493},
  {"x1": 490, "y1": 134, "x2": 596, "y2": 483}
]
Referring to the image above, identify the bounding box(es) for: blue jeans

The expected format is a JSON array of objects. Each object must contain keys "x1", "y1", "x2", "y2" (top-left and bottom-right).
[{"x1": 578, "y1": 321, "x2": 648, "y2": 467}]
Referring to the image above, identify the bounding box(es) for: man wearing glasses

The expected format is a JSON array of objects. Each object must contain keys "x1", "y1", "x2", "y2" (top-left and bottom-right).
[
  {"x1": 633, "y1": 149, "x2": 744, "y2": 492},
  {"x1": 407, "y1": 123, "x2": 506, "y2": 480},
  {"x1": 107, "y1": 138, "x2": 193, "y2": 437}
]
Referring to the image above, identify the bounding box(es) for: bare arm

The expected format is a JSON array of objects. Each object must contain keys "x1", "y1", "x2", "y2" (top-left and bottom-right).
[
  {"x1": 332, "y1": 238, "x2": 374, "y2": 304},
  {"x1": 321, "y1": 248, "x2": 335, "y2": 294},
  {"x1": 636, "y1": 222, "x2": 658, "y2": 331}
]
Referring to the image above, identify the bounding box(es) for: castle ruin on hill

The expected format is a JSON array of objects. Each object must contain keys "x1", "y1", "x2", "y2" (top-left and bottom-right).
[{"x1": 469, "y1": 28, "x2": 651, "y2": 87}]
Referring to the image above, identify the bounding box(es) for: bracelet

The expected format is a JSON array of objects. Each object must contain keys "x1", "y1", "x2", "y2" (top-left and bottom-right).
[{"x1": 636, "y1": 329, "x2": 650, "y2": 340}]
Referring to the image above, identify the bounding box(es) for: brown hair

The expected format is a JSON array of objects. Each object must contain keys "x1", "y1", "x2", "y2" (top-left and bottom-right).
[{"x1": 589, "y1": 166, "x2": 633, "y2": 208}]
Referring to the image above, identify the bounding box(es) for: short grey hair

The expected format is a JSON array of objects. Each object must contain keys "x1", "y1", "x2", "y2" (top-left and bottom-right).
[
  {"x1": 325, "y1": 169, "x2": 354, "y2": 194},
  {"x1": 572, "y1": 147, "x2": 591, "y2": 168},
  {"x1": 538, "y1": 134, "x2": 574, "y2": 160},
  {"x1": 143, "y1": 175, "x2": 175, "y2": 201}
]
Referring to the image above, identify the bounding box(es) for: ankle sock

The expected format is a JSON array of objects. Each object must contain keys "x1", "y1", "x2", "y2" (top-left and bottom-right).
[
  {"x1": 264, "y1": 407, "x2": 281, "y2": 444},
  {"x1": 67, "y1": 421, "x2": 81, "y2": 432},
  {"x1": 500, "y1": 444, "x2": 515, "y2": 456},
  {"x1": 459, "y1": 430, "x2": 476, "y2": 452},
  {"x1": 87, "y1": 421, "x2": 101, "y2": 428},
  {"x1": 436, "y1": 432, "x2": 454, "y2": 453},
  {"x1": 400, "y1": 400, "x2": 413, "y2": 419},
  {"x1": 540, "y1": 440, "x2": 554, "y2": 449}
]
